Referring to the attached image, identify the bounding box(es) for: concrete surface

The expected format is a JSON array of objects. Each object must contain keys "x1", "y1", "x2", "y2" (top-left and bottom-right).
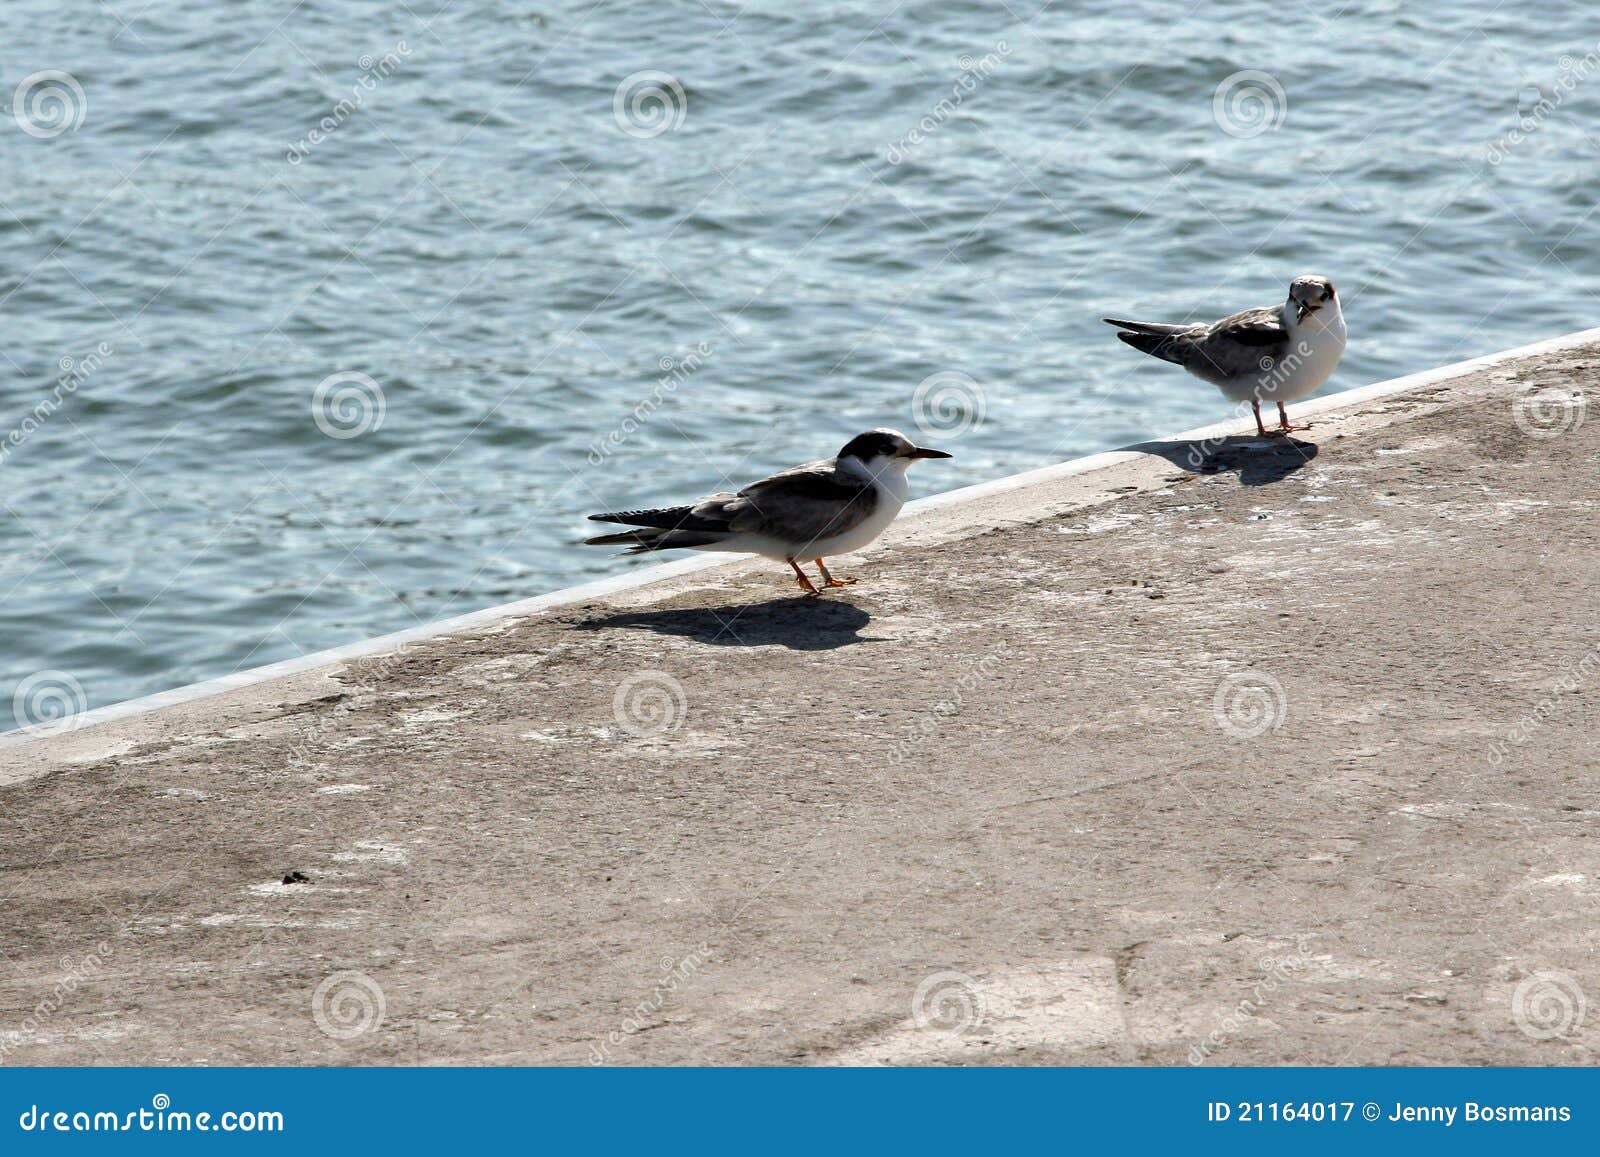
[{"x1": 2, "y1": 333, "x2": 1598, "y2": 1066}]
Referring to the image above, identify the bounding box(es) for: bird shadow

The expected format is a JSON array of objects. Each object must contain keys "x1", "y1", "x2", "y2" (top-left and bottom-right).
[
  {"x1": 571, "y1": 596, "x2": 874, "y2": 651},
  {"x1": 1128, "y1": 434, "x2": 1318, "y2": 486}
]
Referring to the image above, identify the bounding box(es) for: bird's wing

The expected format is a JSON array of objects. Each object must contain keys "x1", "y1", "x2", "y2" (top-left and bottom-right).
[
  {"x1": 722, "y1": 460, "x2": 878, "y2": 546},
  {"x1": 1177, "y1": 305, "x2": 1291, "y2": 380}
]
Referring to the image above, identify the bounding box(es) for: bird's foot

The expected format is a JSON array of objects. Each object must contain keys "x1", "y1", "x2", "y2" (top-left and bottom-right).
[
  {"x1": 1274, "y1": 403, "x2": 1311, "y2": 434},
  {"x1": 813, "y1": 560, "x2": 856, "y2": 589},
  {"x1": 789, "y1": 559, "x2": 822, "y2": 596}
]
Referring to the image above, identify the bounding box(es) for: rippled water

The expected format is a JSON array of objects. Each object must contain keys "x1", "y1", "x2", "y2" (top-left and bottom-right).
[{"x1": 2, "y1": 1, "x2": 1597, "y2": 729}]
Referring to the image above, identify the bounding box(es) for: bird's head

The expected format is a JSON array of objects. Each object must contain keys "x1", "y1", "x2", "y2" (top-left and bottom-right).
[
  {"x1": 1287, "y1": 275, "x2": 1337, "y2": 323},
  {"x1": 836, "y1": 428, "x2": 952, "y2": 475}
]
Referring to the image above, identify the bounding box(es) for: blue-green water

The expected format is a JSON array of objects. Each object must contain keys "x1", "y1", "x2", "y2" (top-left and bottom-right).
[{"x1": 3, "y1": 2, "x2": 1597, "y2": 729}]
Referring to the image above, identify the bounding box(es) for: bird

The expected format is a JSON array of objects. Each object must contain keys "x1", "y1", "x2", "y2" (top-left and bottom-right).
[
  {"x1": 1103, "y1": 275, "x2": 1346, "y2": 437},
  {"x1": 584, "y1": 428, "x2": 952, "y2": 596}
]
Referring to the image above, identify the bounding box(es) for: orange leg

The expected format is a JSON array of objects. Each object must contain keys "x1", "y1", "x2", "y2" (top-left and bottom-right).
[
  {"x1": 1276, "y1": 401, "x2": 1311, "y2": 433},
  {"x1": 1251, "y1": 400, "x2": 1273, "y2": 438},
  {"x1": 815, "y1": 559, "x2": 856, "y2": 588},
  {"x1": 788, "y1": 558, "x2": 821, "y2": 596}
]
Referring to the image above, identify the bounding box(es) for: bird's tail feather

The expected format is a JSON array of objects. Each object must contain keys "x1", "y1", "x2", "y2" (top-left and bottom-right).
[
  {"x1": 583, "y1": 527, "x2": 726, "y2": 555},
  {"x1": 586, "y1": 504, "x2": 730, "y2": 532},
  {"x1": 1113, "y1": 327, "x2": 1187, "y2": 366}
]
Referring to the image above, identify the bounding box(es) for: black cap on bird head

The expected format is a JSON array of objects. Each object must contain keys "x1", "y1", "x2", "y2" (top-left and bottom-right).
[{"x1": 836, "y1": 428, "x2": 952, "y2": 462}]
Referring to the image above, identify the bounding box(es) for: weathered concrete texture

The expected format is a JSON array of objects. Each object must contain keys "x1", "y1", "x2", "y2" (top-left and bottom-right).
[{"x1": 2, "y1": 341, "x2": 1598, "y2": 1066}]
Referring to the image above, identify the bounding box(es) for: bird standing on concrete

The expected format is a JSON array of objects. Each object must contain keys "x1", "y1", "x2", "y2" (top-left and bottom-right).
[
  {"x1": 1104, "y1": 275, "x2": 1346, "y2": 437},
  {"x1": 584, "y1": 429, "x2": 952, "y2": 596}
]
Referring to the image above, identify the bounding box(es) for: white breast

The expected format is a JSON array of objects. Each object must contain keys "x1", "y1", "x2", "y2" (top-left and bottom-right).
[{"x1": 1276, "y1": 303, "x2": 1346, "y2": 402}]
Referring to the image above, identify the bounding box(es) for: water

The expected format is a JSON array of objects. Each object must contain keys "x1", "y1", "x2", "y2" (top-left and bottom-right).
[{"x1": 3, "y1": 1, "x2": 1597, "y2": 730}]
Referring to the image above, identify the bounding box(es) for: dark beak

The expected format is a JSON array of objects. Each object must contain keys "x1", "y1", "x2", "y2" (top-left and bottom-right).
[
  {"x1": 1294, "y1": 300, "x2": 1312, "y2": 322},
  {"x1": 909, "y1": 447, "x2": 952, "y2": 459}
]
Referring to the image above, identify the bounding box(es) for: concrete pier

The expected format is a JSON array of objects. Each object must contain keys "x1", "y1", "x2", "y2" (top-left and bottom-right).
[{"x1": 3, "y1": 331, "x2": 1598, "y2": 1065}]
